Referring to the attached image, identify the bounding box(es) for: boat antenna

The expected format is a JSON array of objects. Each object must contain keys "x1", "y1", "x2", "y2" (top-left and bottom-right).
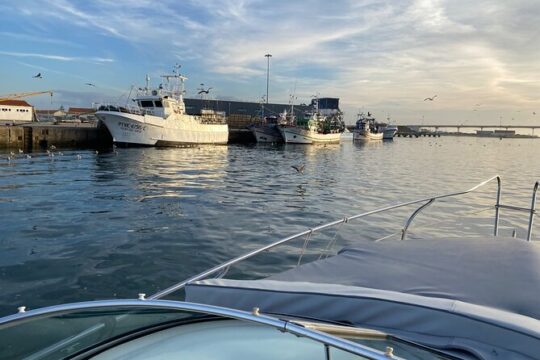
[
  {"x1": 125, "y1": 85, "x2": 134, "y2": 107},
  {"x1": 290, "y1": 80, "x2": 297, "y2": 115},
  {"x1": 260, "y1": 95, "x2": 266, "y2": 121},
  {"x1": 311, "y1": 93, "x2": 319, "y2": 114},
  {"x1": 161, "y1": 64, "x2": 187, "y2": 99}
]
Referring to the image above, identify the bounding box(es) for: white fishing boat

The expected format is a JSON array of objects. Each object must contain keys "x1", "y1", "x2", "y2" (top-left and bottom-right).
[
  {"x1": 95, "y1": 65, "x2": 228, "y2": 146},
  {"x1": 382, "y1": 124, "x2": 398, "y2": 139},
  {"x1": 1, "y1": 176, "x2": 539, "y2": 359},
  {"x1": 353, "y1": 112, "x2": 383, "y2": 141},
  {"x1": 279, "y1": 97, "x2": 345, "y2": 144}
]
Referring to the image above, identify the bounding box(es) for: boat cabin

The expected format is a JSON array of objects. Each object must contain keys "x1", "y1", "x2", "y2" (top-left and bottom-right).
[{"x1": 134, "y1": 94, "x2": 185, "y2": 118}]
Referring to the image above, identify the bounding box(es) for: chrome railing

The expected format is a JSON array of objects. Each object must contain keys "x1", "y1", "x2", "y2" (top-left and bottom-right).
[
  {"x1": 151, "y1": 175, "x2": 538, "y2": 300},
  {"x1": 0, "y1": 300, "x2": 401, "y2": 360}
]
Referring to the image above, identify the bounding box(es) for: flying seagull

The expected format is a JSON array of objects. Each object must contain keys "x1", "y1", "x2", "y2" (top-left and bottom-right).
[
  {"x1": 424, "y1": 95, "x2": 437, "y2": 101},
  {"x1": 85, "y1": 83, "x2": 96, "y2": 87},
  {"x1": 533, "y1": 112, "x2": 536, "y2": 115},
  {"x1": 33, "y1": 73, "x2": 42, "y2": 79},
  {"x1": 291, "y1": 164, "x2": 305, "y2": 173},
  {"x1": 198, "y1": 87, "x2": 213, "y2": 95}
]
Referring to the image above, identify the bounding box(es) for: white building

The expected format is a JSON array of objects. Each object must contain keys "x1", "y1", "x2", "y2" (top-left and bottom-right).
[{"x1": 0, "y1": 100, "x2": 33, "y2": 123}]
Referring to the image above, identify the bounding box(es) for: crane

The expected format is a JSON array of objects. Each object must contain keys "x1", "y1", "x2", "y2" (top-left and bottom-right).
[{"x1": 0, "y1": 90, "x2": 53, "y2": 102}]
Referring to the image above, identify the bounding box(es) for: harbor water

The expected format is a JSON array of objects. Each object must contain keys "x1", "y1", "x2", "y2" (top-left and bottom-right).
[{"x1": 0, "y1": 136, "x2": 539, "y2": 316}]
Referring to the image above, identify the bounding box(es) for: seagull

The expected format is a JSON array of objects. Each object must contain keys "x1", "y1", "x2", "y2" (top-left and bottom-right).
[
  {"x1": 291, "y1": 164, "x2": 305, "y2": 173},
  {"x1": 198, "y1": 87, "x2": 213, "y2": 95},
  {"x1": 76, "y1": 154, "x2": 82, "y2": 160},
  {"x1": 33, "y1": 72, "x2": 42, "y2": 79},
  {"x1": 85, "y1": 83, "x2": 96, "y2": 87},
  {"x1": 26, "y1": 154, "x2": 32, "y2": 159},
  {"x1": 423, "y1": 95, "x2": 437, "y2": 101},
  {"x1": 50, "y1": 145, "x2": 56, "y2": 150},
  {"x1": 18, "y1": 149, "x2": 23, "y2": 154}
]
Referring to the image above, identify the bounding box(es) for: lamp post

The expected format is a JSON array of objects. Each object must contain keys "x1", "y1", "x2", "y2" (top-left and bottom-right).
[{"x1": 265, "y1": 53, "x2": 272, "y2": 104}]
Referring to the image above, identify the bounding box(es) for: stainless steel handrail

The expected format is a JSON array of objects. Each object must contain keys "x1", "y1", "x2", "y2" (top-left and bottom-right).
[
  {"x1": 527, "y1": 181, "x2": 539, "y2": 241},
  {"x1": 0, "y1": 300, "x2": 400, "y2": 360},
  {"x1": 150, "y1": 175, "x2": 502, "y2": 300}
]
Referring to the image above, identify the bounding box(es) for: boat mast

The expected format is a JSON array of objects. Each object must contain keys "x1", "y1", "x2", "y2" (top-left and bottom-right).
[{"x1": 145, "y1": 75, "x2": 150, "y2": 95}]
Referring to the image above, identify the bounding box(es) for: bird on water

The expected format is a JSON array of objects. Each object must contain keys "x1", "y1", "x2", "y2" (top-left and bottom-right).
[{"x1": 291, "y1": 164, "x2": 305, "y2": 173}]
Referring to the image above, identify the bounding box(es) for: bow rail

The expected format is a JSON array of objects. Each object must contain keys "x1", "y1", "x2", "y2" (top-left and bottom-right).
[{"x1": 150, "y1": 175, "x2": 538, "y2": 300}]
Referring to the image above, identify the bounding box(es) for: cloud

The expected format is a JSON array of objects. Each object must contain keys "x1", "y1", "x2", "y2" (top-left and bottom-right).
[
  {"x1": 0, "y1": 51, "x2": 114, "y2": 63},
  {"x1": 3, "y1": 0, "x2": 540, "y2": 123}
]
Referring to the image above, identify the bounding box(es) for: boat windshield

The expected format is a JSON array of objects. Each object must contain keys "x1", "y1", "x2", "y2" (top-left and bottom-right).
[
  {"x1": 0, "y1": 301, "x2": 454, "y2": 360},
  {"x1": 0, "y1": 305, "x2": 200, "y2": 360}
]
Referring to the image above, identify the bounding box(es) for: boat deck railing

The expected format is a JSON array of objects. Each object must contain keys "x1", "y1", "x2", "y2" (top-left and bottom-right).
[
  {"x1": 149, "y1": 175, "x2": 538, "y2": 300},
  {"x1": 95, "y1": 104, "x2": 157, "y2": 116}
]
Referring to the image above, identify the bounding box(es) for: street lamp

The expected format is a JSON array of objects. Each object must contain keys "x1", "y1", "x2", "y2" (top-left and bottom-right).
[{"x1": 265, "y1": 53, "x2": 272, "y2": 104}]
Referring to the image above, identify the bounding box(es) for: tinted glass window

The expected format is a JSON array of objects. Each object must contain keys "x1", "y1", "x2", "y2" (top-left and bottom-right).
[
  {"x1": 140, "y1": 101, "x2": 154, "y2": 108},
  {"x1": 154, "y1": 101, "x2": 163, "y2": 107}
]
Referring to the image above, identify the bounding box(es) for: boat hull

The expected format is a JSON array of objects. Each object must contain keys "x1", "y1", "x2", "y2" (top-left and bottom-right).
[
  {"x1": 279, "y1": 126, "x2": 341, "y2": 144},
  {"x1": 97, "y1": 111, "x2": 228, "y2": 146},
  {"x1": 353, "y1": 130, "x2": 384, "y2": 141},
  {"x1": 250, "y1": 125, "x2": 283, "y2": 143},
  {"x1": 382, "y1": 127, "x2": 398, "y2": 139}
]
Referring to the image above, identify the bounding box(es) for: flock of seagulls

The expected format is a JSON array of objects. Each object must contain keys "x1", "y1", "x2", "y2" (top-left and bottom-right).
[
  {"x1": 33, "y1": 72, "x2": 97, "y2": 87},
  {"x1": 3, "y1": 145, "x2": 106, "y2": 164}
]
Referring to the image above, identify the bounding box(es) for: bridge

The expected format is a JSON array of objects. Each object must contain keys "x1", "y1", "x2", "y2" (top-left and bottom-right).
[
  {"x1": 403, "y1": 124, "x2": 540, "y2": 130},
  {"x1": 402, "y1": 124, "x2": 540, "y2": 136}
]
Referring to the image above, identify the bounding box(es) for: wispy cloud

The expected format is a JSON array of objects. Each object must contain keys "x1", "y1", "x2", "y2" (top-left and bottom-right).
[
  {"x1": 0, "y1": 51, "x2": 114, "y2": 63},
  {"x1": 3, "y1": 0, "x2": 540, "y2": 123},
  {"x1": 0, "y1": 31, "x2": 81, "y2": 47}
]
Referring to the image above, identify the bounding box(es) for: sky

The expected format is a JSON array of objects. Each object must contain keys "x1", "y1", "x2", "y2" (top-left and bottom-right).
[{"x1": 1, "y1": 0, "x2": 539, "y2": 125}]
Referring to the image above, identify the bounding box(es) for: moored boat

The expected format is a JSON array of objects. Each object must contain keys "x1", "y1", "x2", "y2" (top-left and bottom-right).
[
  {"x1": 95, "y1": 65, "x2": 228, "y2": 146},
  {"x1": 382, "y1": 124, "x2": 398, "y2": 139},
  {"x1": 250, "y1": 110, "x2": 294, "y2": 143},
  {"x1": 250, "y1": 122, "x2": 283, "y2": 143},
  {"x1": 279, "y1": 97, "x2": 345, "y2": 144},
  {"x1": 353, "y1": 112, "x2": 383, "y2": 141}
]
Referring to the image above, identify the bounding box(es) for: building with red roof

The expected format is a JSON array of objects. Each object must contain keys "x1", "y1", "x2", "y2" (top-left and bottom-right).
[{"x1": 0, "y1": 99, "x2": 33, "y2": 123}]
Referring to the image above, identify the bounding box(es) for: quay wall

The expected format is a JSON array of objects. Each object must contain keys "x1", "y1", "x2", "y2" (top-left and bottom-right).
[
  {"x1": 0, "y1": 126, "x2": 25, "y2": 149},
  {"x1": 0, "y1": 123, "x2": 112, "y2": 150}
]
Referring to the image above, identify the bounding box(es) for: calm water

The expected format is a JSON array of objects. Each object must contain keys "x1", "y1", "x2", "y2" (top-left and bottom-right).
[{"x1": 0, "y1": 136, "x2": 538, "y2": 316}]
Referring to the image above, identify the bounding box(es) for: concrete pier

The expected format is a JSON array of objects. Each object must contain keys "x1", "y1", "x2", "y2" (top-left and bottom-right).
[{"x1": 0, "y1": 122, "x2": 112, "y2": 150}]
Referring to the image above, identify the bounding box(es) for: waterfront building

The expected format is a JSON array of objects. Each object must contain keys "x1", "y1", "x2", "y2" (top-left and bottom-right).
[{"x1": 0, "y1": 99, "x2": 33, "y2": 123}]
